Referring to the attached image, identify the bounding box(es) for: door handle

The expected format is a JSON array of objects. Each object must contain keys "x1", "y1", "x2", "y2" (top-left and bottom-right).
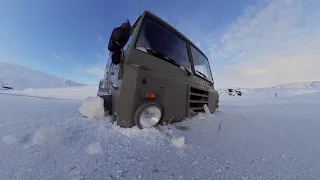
[
  {"x1": 111, "y1": 82, "x2": 118, "y2": 90},
  {"x1": 110, "y1": 72, "x2": 114, "y2": 75}
]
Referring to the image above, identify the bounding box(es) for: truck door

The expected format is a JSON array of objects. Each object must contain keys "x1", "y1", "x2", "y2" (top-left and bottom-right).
[
  {"x1": 106, "y1": 51, "x2": 125, "y2": 117},
  {"x1": 108, "y1": 57, "x2": 122, "y2": 94}
]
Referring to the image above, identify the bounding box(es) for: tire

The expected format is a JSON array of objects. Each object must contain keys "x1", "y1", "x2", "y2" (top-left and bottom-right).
[{"x1": 101, "y1": 95, "x2": 112, "y2": 116}]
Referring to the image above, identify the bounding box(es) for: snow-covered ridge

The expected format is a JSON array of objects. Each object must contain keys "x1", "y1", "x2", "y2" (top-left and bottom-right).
[
  {"x1": 0, "y1": 62, "x2": 84, "y2": 90},
  {"x1": 1, "y1": 85, "x2": 98, "y2": 101},
  {"x1": 217, "y1": 81, "x2": 320, "y2": 98},
  {"x1": 272, "y1": 81, "x2": 320, "y2": 89}
]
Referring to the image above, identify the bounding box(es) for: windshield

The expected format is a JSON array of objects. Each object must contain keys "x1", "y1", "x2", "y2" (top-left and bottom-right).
[
  {"x1": 135, "y1": 15, "x2": 191, "y2": 70},
  {"x1": 190, "y1": 45, "x2": 213, "y2": 82}
]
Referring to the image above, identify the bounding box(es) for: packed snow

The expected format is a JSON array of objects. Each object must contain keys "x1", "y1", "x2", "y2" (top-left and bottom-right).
[
  {"x1": 170, "y1": 136, "x2": 185, "y2": 148},
  {"x1": 2, "y1": 135, "x2": 20, "y2": 145},
  {"x1": 87, "y1": 142, "x2": 103, "y2": 155},
  {"x1": 0, "y1": 84, "x2": 320, "y2": 179},
  {"x1": 32, "y1": 127, "x2": 72, "y2": 147},
  {"x1": 0, "y1": 62, "x2": 84, "y2": 90}
]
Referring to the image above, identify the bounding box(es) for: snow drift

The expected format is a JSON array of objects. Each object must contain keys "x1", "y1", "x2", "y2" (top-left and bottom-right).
[{"x1": 0, "y1": 61, "x2": 84, "y2": 90}]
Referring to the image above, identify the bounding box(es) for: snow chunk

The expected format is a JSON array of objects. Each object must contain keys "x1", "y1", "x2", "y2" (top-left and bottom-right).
[
  {"x1": 78, "y1": 96, "x2": 105, "y2": 119},
  {"x1": 33, "y1": 127, "x2": 71, "y2": 147},
  {"x1": 87, "y1": 142, "x2": 103, "y2": 155},
  {"x1": 2, "y1": 135, "x2": 20, "y2": 145},
  {"x1": 170, "y1": 136, "x2": 185, "y2": 148},
  {"x1": 203, "y1": 104, "x2": 211, "y2": 115}
]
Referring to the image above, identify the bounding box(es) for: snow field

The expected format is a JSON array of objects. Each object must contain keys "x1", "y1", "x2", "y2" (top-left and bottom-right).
[{"x1": 0, "y1": 85, "x2": 320, "y2": 179}]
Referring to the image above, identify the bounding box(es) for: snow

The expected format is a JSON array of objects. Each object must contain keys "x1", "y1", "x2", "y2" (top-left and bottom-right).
[
  {"x1": 0, "y1": 61, "x2": 84, "y2": 90},
  {"x1": 0, "y1": 84, "x2": 320, "y2": 179},
  {"x1": 86, "y1": 142, "x2": 103, "y2": 155},
  {"x1": 203, "y1": 104, "x2": 211, "y2": 115},
  {"x1": 78, "y1": 96, "x2": 105, "y2": 118},
  {"x1": 32, "y1": 127, "x2": 72, "y2": 147},
  {"x1": 170, "y1": 136, "x2": 185, "y2": 148},
  {"x1": 2, "y1": 135, "x2": 20, "y2": 145},
  {"x1": 273, "y1": 81, "x2": 320, "y2": 89},
  {"x1": 1, "y1": 85, "x2": 98, "y2": 101}
]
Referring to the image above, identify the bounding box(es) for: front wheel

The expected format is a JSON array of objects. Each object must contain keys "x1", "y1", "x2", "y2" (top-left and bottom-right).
[{"x1": 99, "y1": 95, "x2": 112, "y2": 116}]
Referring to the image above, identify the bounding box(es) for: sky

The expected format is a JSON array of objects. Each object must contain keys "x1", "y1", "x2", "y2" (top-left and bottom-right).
[{"x1": 0, "y1": 0, "x2": 319, "y2": 88}]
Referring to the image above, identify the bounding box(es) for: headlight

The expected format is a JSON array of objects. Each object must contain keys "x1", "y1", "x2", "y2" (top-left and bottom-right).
[
  {"x1": 135, "y1": 103, "x2": 162, "y2": 128},
  {"x1": 99, "y1": 80, "x2": 106, "y2": 89}
]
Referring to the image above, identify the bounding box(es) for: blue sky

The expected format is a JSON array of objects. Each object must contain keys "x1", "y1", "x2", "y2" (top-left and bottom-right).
[{"x1": 1, "y1": 0, "x2": 320, "y2": 88}]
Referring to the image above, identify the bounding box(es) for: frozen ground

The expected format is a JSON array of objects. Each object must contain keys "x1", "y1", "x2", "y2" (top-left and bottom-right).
[{"x1": 1, "y1": 87, "x2": 320, "y2": 179}]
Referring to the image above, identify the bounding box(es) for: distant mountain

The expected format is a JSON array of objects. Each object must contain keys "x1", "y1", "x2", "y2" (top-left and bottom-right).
[
  {"x1": 0, "y1": 62, "x2": 85, "y2": 90},
  {"x1": 217, "y1": 81, "x2": 320, "y2": 98},
  {"x1": 272, "y1": 81, "x2": 320, "y2": 89}
]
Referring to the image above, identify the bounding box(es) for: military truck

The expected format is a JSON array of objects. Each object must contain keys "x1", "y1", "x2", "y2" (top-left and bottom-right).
[{"x1": 97, "y1": 11, "x2": 219, "y2": 128}]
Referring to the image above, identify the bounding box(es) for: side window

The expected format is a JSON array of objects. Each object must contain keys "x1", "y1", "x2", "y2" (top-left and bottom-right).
[{"x1": 190, "y1": 45, "x2": 213, "y2": 82}]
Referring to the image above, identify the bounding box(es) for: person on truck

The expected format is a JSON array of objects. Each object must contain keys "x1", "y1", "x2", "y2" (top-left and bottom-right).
[{"x1": 108, "y1": 19, "x2": 131, "y2": 52}]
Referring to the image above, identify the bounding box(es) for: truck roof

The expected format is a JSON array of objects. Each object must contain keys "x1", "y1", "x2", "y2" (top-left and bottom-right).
[{"x1": 142, "y1": 10, "x2": 209, "y2": 60}]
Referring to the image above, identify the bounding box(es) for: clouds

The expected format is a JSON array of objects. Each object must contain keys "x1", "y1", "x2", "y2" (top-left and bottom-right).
[
  {"x1": 51, "y1": 52, "x2": 106, "y2": 85},
  {"x1": 215, "y1": 55, "x2": 320, "y2": 88},
  {"x1": 2, "y1": 0, "x2": 319, "y2": 88},
  {"x1": 52, "y1": 53, "x2": 72, "y2": 63},
  {"x1": 74, "y1": 64, "x2": 105, "y2": 80},
  {"x1": 72, "y1": 57, "x2": 106, "y2": 85},
  {"x1": 207, "y1": 0, "x2": 320, "y2": 88}
]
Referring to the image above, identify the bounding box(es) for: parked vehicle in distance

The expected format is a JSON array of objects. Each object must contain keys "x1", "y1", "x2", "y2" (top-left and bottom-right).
[{"x1": 97, "y1": 10, "x2": 219, "y2": 128}]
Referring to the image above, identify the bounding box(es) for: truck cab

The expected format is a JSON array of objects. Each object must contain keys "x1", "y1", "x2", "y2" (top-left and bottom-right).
[{"x1": 98, "y1": 11, "x2": 219, "y2": 128}]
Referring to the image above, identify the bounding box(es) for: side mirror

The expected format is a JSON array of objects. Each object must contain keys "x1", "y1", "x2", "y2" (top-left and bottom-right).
[{"x1": 108, "y1": 20, "x2": 131, "y2": 52}]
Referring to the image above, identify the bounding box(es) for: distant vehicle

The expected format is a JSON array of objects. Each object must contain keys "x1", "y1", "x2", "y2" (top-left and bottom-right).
[
  {"x1": 97, "y1": 11, "x2": 219, "y2": 128},
  {"x1": 2, "y1": 82, "x2": 13, "y2": 90}
]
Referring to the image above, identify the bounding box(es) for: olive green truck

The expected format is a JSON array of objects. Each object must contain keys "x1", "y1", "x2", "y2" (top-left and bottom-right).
[{"x1": 97, "y1": 11, "x2": 219, "y2": 129}]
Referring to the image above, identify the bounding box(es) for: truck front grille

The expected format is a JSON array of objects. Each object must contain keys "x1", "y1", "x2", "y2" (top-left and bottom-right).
[{"x1": 188, "y1": 87, "x2": 209, "y2": 113}]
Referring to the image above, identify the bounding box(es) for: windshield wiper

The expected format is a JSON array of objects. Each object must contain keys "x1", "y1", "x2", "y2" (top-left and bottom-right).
[
  {"x1": 196, "y1": 70, "x2": 208, "y2": 79},
  {"x1": 196, "y1": 70, "x2": 213, "y2": 86},
  {"x1": 145, "y1": 47, "x2": 191, "y2": 76}
]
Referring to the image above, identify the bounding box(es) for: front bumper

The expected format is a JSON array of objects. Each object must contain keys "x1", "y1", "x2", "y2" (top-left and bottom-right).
[
  {"x1": 97, "y1": 87, "x2": 110, "y2": 97},
  {"x1": 97, "y1": 88, "x2": 113, "y2": 116}
]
